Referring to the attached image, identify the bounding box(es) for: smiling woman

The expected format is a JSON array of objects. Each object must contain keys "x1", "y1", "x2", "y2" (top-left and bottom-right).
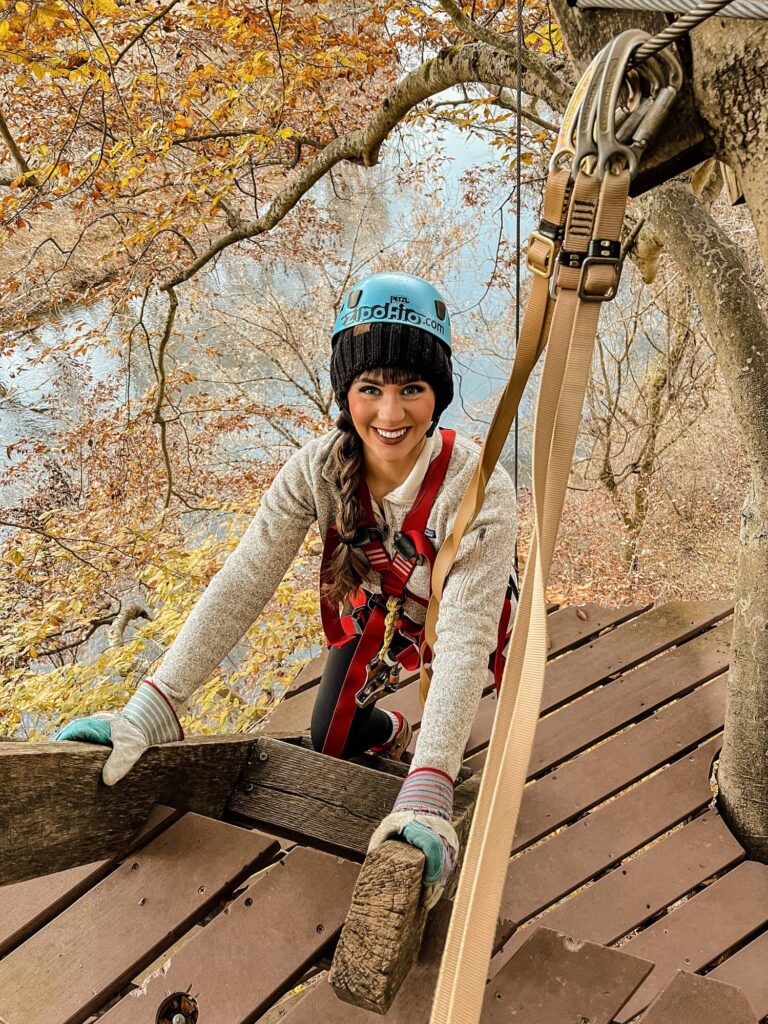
[
  {"x1": 57, "y1": 271, "x2": 518, "y2": 909},
  {"x1": 347, "y1": 372, "x2": 437, "y2": 501}
]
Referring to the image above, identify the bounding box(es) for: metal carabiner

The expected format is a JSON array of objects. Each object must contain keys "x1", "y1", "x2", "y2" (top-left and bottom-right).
[
  {"x1": 627, "y1": 47, "x2": 683, "y2": 151},
  {"x1": 550, "y1": 50, "x2": 604, "y2": 173},
  {"x1": 572, "y1": 42, "x2": 614, "y2": 175},
  {"x1": 595, "y1": 29, "x2": 653, "y2": 179}
]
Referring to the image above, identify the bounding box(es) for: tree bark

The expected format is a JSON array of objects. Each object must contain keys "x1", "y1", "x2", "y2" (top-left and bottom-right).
[
  {"x1": 635, "y1": 185, "x2": 768, "y2": 858},
  {"x1": 691, "y1": 19, "x2": 768, "y2": 261},
  {"x1": 549, "y1": 1, "x2": 768, "y2": 858}
]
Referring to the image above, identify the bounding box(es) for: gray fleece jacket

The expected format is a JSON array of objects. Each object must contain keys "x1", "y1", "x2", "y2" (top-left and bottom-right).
[{"x1": 153, "y1": 428, "x2": 517, "y2": 779}]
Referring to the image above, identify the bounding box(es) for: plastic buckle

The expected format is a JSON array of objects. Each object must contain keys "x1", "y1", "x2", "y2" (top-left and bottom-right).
[
  {"x1": 393, "y1": 530, "x2": 418, "y2": 561},
  {"x1": 352, "y1": 525, "x2": 385, "y2": 546},
  {"x1": 577, "y1": 239, "x2": 622, "y2": 302}
]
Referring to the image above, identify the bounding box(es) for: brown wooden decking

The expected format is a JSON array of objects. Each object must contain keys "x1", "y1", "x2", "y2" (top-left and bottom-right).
[{"x1": 1, "y1": 599, "x2": 766, "y2": 1024}]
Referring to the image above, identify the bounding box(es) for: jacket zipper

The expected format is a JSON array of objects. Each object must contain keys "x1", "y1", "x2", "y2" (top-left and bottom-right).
[{"x1": 454, "y1": 527, "x2": 486, "y2": 604}]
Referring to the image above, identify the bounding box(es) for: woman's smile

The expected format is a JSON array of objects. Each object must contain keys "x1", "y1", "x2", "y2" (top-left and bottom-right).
[{"x1": 372, "y1": 425, "x2": 410, "y2": 445}]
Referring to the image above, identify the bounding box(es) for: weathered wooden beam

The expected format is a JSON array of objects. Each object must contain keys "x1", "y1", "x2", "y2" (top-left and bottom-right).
[
  {"x1": 328, "y1": 774, "x2": 481, "y2": 1015},
  {"x1": 0, "y1": 736, "x2": 254, "y2": 887},
  {"x1": 226, "y1": 736, "x2": 405, "y2": 857},
  {"x1": 549, "y1": 0, "x2": 713, "y2": 195}
]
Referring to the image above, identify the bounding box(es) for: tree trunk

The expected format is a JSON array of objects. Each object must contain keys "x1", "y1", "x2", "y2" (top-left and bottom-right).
[
  {"x1": 636, "y1": 184, "x2": 768, "y2": 860},
  {"x1": 549, "y1": 2, "x2": 768, "y2": 858}
]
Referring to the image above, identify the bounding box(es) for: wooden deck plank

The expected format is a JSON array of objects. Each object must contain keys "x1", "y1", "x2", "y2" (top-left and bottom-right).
[
  {"x1": 614, "y1": 861, "x2": 768, "y2": 1022},
  {"x1": 546, "y1": 602, "x2": 651, "y2": 658},
  {"x1": 528, "y1": 620, "x2": 731, "y2": 777},
  {"x1": 463, "y1": 606, "x2": 731, "y2": 773},
  {"x1": 493, "y1": 809, "x2": 743, "y2": 966},
  {"x1": 511, "y1": 675, "x2": 725, "y2": 852},
  {"x1": 0, "y1": 805, "x2": 180, "y2": 958},
  {"x1": 709, "y1": 929, "x2": 768, "y2": 1019},
  {"x1": 481, "y1": 927, "x2": 653, "y2": 1024},
  {"x1": 0, "y1": 735, "x2": 255, "y2": 887},
  {"x1": 638, "y1": 970, "x2": 757, "y2": 1024},
  {"x1": 542, "y1": 600, "x2": 731, "y2": 713},
  {"x1": 97, "y1": 847, "x2": 360, "y2": 1024},
  {"x1": 491, "y1": 738, "x2": 721, "y2": 965},
  {"x1": 0, "y1": 814, "x2": 279, "y2": 1024}
]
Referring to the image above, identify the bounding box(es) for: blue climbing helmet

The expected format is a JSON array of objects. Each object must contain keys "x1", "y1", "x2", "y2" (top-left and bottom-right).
[
  {"x1": 329, "y1": 272, "x2": 455, "y2": 426},
  {"x1": 332, "y1": 271, "x2": 452, "y2": 350}
]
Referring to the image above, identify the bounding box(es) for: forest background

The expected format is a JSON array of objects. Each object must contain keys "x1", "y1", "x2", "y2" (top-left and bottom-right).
[{"x1": 0, "y1": 0, "x2": 758, "y2": 741}]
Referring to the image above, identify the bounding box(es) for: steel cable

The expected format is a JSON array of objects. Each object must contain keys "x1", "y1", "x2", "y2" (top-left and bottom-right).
[{"x1": 573, "y1": 0, "x2": 768, "y2": 19}]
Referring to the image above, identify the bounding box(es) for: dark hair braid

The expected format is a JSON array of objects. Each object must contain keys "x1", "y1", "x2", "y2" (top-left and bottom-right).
[{"x1": 322, "y1": 411, "x2": 370, "y2": 609}]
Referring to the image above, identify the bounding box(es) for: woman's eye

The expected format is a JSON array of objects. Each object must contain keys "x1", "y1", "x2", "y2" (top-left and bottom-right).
[
  {"x1": 403, "y1": 384, "x2": 425, "y2": 395},
  {"x1": 360, "y1": 386, "x2": 381, "y2": 395}
]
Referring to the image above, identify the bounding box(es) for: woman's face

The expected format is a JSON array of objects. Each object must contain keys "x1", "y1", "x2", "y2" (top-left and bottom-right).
[{"x1": 347, "y1": 370, "x2": 436, "y2": 467}]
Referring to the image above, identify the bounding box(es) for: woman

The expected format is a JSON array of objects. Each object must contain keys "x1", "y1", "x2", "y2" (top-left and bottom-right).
[{"x1": 58, "y1": 271, "x2": 517, "y2": 904}]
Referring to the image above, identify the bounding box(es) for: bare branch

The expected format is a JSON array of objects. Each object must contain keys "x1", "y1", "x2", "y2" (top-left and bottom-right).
[
  {"x1": 0, "y1": 104, "x2": 33, "y2": 182},
  {"x1": 115, "y1": 0, "x2": 183, "y2": 66}
]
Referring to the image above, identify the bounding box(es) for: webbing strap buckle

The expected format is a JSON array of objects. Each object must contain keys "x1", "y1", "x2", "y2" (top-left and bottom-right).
[
  {"x1": 526, "y1": 230, "x2": 557, "y2": 279},
  {"x1": 577, "y1": 239, "x2": 622, "y2": 302}
]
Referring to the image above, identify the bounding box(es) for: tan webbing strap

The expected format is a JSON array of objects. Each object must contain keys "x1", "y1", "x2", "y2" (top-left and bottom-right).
[
  {"x1": 418, "y1": 165, "x2": 572, "y2": 706},
  {"x1": 428, "y1": 167, "x2": 631, "y2": 1024}
]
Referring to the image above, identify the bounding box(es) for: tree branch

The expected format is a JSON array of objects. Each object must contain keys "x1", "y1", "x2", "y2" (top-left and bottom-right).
[
  {"x1": 0, "y1": 104, "x2": 32, "y2": 180},
  {"x1": 161, "y1": 41, "x2": 570, "y2": 290},
  {"x1": 114, "y1": 0, "x2": 183, "y2": 66},
  {"x1": 437, "y1": 0, "x2": 574, "y2": 104}
]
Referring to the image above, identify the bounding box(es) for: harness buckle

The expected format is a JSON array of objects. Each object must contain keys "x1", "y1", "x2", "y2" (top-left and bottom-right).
[
  {"x1": 526, "y1": 230, "x2": 557, "y2": 279},
  {"x1": 578, "y1": 239, "x2": 622, "y2": 302},
  {"x1": 393, "y1": 530, "x2": 418, "y2": 561},
  {"x1": 351, "y1": 525, "x2": 385, "y2": 547},
  {"x1": 355, "y1": 656, "x2": 401, "y2": 708}
]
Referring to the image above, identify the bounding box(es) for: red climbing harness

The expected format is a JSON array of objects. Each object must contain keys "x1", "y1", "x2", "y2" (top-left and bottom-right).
[{"x1": 319, "y1": 428, "x2": 517, "y2": 758}]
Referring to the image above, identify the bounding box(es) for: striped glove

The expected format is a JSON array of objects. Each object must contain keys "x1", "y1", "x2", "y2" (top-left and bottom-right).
[
  {"x1": 56, "y1": 679, "x2": 183, "y2": 786},
  {"x1": 368, "y1": 766, "x2": 459, "y2": 910}
]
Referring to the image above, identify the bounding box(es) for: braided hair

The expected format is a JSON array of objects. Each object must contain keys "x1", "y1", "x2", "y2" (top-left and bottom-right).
[{"x1": 322, "y1": 366, "x2": 424, "y2": 610}]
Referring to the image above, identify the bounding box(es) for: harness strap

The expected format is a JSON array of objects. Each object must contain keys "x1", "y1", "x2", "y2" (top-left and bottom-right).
[
  {"x1": 418, "y1": 162, "x2": 573, "y2": 700},
  {"x1": 354, "y1": 429, "x2": 455, "y2": 598},
  {"x1": 322, "y1": 600, "x2": 389, "y2": 758},
  {"x1": 429, "y1": 165, "x2": 633, "y2": 1024},
  {"x1": 319, "y1": 429, "x2": 455, "y2": 758}
]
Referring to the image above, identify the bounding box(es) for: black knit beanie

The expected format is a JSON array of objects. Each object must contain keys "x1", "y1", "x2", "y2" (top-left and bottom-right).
[{"x1": 330, "y1": 321, "x2": 454, "y2": 430}]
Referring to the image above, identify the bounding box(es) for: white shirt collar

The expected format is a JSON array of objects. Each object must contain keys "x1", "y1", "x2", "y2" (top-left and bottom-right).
[{"x1": 371, "y1": 430, "x2": 438, "y2": 509}]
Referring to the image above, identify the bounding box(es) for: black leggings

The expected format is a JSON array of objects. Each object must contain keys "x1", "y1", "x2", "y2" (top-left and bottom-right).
[{"x1": 310, "y1": 633, "x2": 410, "y2": 758}]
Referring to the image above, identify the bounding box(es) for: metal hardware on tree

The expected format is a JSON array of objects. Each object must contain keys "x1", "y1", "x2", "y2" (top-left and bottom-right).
[
  {"x1": 570, "y1": 0, "x2": 768, "y2": 19},
  {"x1": 630, "y1": 0, "x2": 738, "y2": 63},
  {"x1": 425, "y1": 30, "x2": 684, "y2": 1024}
]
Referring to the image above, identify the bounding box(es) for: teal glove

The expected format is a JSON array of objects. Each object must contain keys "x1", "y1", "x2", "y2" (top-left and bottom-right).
[
  {"x1": 56, "y1": 679, "x2": 183, "y2": 786},
  {"x1": 57, "y1": 717, "x2": 113, "y2": 745},
  {"x1": 402, "y1": 820, "x2": 454, "y2": 885},
  {"x1": 368, "y1": 766, "x2": 458, "y2": 909}
]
